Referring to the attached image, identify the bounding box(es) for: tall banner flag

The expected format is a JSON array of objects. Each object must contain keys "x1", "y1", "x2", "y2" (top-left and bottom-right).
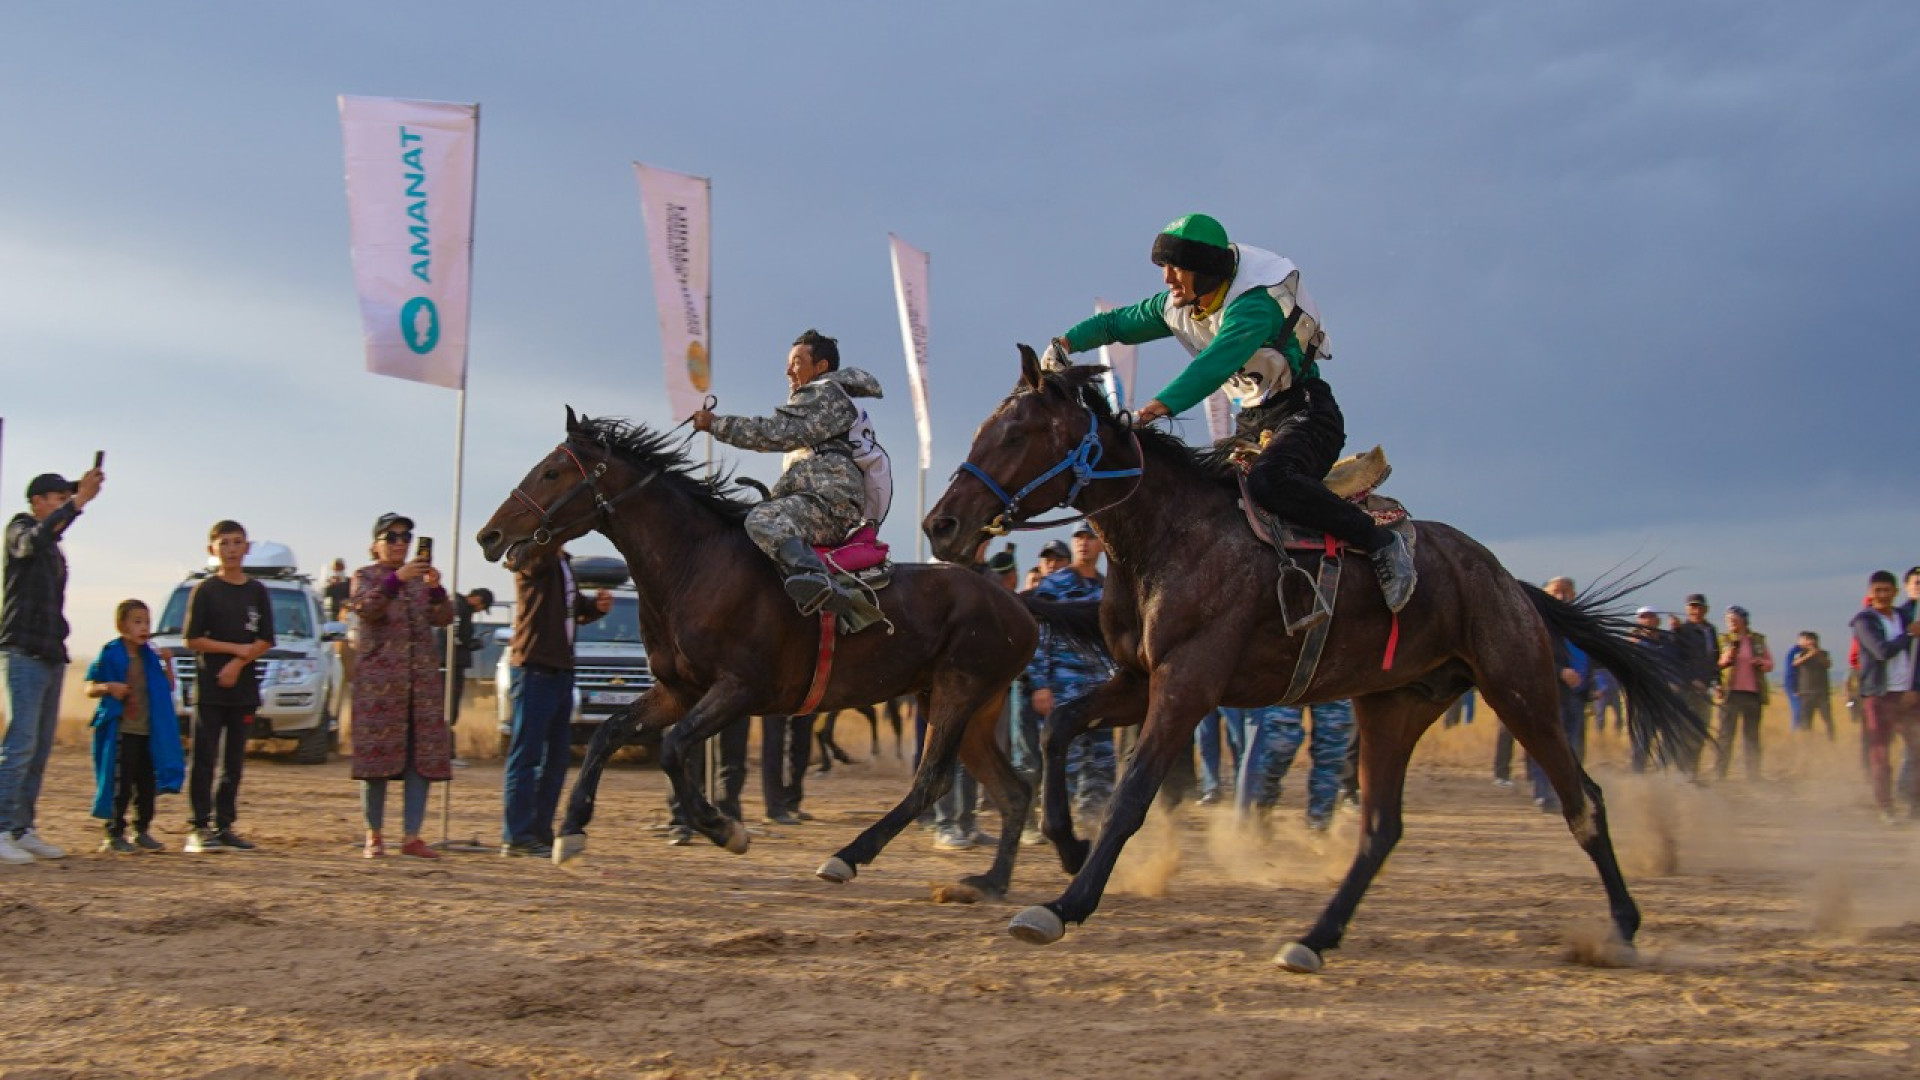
[
  {"x1": 340, "y1": 96, "x2": 477, "y2": 390},
  {"x1": 1204, "y1": 391, "x2": 1234, "y2": 444},
  {"x1": 634, "y1": 164, "x2": 713, "y2": 420},
  {"x1": 889, "y1": 235, "x2": 933, "y2": 471},
  {"x1": 1094, "y1": 298, "x2": 1138, "y2": 412}
]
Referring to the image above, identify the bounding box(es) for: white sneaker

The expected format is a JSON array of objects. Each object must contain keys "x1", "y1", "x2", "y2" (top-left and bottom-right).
[
  {"x1": 14, "y1": 829, "x2": 65, "y2": 860},
  {"x1": 0, "y1": 834, "x2": 35, "y2": 865}
]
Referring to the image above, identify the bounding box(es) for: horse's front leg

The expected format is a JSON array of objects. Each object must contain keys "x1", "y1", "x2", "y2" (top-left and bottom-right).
[
  {"x1": 659, "y1": 681, "x2": 759, "y2": 854},
  {"x1": 554, "y1": 689, "x2": 683, "y2": 865},
  {"x1": 1012, "y1": 662, "x2": 1215, "y2": 945},
  {"x1": 1040, "y1": 672, "x2": 1149, "y2": 874}
]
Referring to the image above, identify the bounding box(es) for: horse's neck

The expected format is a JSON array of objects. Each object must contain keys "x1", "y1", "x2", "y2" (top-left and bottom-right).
[
  {"x1": 598, "y1": 483, "x2": 756, "y2": 623},
  {"x1": 1089, "y1": 434, "x2": 1238, "y2": 577}
]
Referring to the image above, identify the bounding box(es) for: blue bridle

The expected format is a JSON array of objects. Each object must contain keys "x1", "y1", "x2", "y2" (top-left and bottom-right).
[{"x1": 956, "y1": 404, "x2": 1144, "y2": 534}]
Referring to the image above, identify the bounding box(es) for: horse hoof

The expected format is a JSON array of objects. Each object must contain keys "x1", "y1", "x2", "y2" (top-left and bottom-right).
[
  {"x1": 816, "y1": 856, "x2": 856, "y2": 883},
  {"x1": 1007, "y1": 906, "x2": 1066, "y2": 946},
  {"x1": 1274, "y1": 942, "x2": 1324, "y2": 974},
  {"x1": 721, "y1": 820, "x2": 750, "y2": 855},
  {"x1": 552, "y1": 834, "x2": 587, "y2": 867}
]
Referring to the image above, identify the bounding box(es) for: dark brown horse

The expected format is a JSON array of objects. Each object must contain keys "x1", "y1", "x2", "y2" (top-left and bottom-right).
[
  {"x1": 923, "y1": 350, "x2": 1703, "y2": 971},
  {"x1": 476, "y1": 410, "x2": 1043, "y2": 898}
]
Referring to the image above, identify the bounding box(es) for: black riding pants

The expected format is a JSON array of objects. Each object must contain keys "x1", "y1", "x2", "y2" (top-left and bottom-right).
[{"x1": 1238, "y1": 379, "x2": 1391, "y2": 551}]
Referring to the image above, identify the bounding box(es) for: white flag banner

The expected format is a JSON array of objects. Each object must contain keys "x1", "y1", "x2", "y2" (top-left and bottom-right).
[
  {"x1": 1204, "y1": 391, "x2": 1234, "y2": 444},
  {"x1": 1094, "y1": 297, "x2": 1138, "y2": 412},
  {"x1": 340, "y1": 95, "x2": 477, "y2": 390},
  {"x1": 889, "y1": 234, "x2": 933, "y2": 470},
  {"x1": 634, "y1": 164, "x2": 713, "y2": 421}
]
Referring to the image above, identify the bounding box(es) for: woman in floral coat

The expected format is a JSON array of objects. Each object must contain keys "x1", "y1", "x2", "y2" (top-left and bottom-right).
[{"x1": 350, "y1": 512, "x2": 454, "y2": 860}]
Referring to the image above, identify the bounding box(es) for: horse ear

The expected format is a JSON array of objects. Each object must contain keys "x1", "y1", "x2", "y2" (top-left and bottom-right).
[
  {"x1": 1018, "y1": 343, "x2": 1042, "y2": 390},
  {"x1": 565, "y1": 405, "x2": 579, "y2": 433}
]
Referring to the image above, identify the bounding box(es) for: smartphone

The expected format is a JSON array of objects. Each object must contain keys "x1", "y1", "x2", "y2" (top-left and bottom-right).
[
  {"x1": 415, "y1": 536, "x2": 434, "y2": 564},
  {"x1": 93, "y1": 450, "x2": 104, "y2": 470}
]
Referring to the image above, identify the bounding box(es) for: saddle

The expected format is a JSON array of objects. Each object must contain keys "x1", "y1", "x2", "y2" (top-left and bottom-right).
[
  {"x1": 813, "y1": 525, "x2": 893, "y2": 635},
  {"x1": 1230, "y1": 443, "x2": 1418, "y2": 702}
]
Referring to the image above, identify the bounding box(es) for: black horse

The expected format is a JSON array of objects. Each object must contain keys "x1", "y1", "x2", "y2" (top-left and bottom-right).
[
  {"x1": 477, "y1": 410, "x2": 1050, "y2": 899},
  {"x1": 923, "y1": 351, "x2": 1704, "y2": 971}
]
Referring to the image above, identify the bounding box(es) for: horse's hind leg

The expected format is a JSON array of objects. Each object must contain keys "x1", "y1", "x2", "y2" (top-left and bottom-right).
[
  {"x1": 1280, "y1": 689, "x2": 1441, "y2": 973},
  {"x1": 816, "y1": 689, "x2": 966, "y2": 885},
  {"x1": 1479, "y1": 669, "x2": 1642, "y2": 962},
  {"x1": 1040, "y1": 672, "x2": 1149, "y2": 874},
  {"x1": 553, "y1": 691, "x2": 683, "y2": 864}
]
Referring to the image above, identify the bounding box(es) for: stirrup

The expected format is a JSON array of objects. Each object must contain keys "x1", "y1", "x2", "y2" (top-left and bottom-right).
[
  {"x1": 783, "y1": 572, "x2": 836, "y2": 617},
  {"x1": 1276, "y1": 561, "x2": 1331, "y2": 636}
]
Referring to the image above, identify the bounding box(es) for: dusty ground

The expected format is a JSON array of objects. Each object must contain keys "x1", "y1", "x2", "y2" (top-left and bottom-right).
[{"x1": 1, "y1": 695, "x2": 1916, "y2": 1079}]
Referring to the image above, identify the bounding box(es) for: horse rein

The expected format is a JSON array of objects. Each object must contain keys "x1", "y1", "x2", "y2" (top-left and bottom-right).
[
  {"x1": 511, "y1": 439, "x2": 662, "y2": 546},
  {"x1": 956, "y1": 403, "x2": 1146, "y2": 534}
]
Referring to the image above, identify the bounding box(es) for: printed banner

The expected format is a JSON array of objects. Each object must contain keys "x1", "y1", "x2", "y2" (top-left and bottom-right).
[
  {"x1": 889, "y1": 234, "x2": 933, "y2": 471},
  {"x1": 1094, "y1": 298, "x2": 1138, "y2": 412},
  {"x1": 1204, "y1": 391, "x2": 1234, "y2": 444},
  {"x1": 634, "y1": 164, "x2": 713, "y2": 421},
  {"x1": 339, "y1": 96, "x2": 477, "y2": 390}
]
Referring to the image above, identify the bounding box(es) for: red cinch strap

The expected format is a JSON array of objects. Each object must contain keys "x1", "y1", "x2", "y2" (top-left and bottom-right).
[
  {"x1": 1381, "y1": 612, "x2": 1400, "y2": 671},
  {"x1": 799, "y1": 612, "x2": 837, "y2": 713}
]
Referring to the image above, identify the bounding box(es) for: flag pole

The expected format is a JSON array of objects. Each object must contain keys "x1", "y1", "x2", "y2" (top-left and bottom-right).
[{"x1": 439, "y1": 385, "x2": 467, "y2": 848}]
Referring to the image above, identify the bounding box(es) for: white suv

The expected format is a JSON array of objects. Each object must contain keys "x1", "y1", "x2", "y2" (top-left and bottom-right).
[{"x1": 151, "y1": 542, "x2": 348, "y2": 763}]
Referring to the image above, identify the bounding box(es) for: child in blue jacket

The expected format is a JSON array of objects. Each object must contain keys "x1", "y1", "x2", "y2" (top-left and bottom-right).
[{"x1": 85, "y1": 599, "x2": 185, "y2": 852}]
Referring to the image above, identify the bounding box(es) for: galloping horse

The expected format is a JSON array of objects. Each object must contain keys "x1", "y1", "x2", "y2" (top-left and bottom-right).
[
  {"x1": 477, "y1": 410, "x2": 1046, "y2": 899},
  {"x1": 923, "y1": 350, "x2": 1703, "y2": 971}
]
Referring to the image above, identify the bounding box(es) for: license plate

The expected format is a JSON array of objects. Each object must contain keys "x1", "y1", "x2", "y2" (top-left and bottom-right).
[{"x1": 590, "y1": 690, "x2": 640, "y2": 706}]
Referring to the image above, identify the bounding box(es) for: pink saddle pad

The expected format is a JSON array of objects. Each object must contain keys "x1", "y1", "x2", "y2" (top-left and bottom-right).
[{"x1": 815, "y1": 526, "x2": 890, "y2": 572}]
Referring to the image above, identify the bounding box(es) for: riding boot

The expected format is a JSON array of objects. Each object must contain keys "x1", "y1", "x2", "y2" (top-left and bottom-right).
[
  {"x1": 773, "y1": 538, "x2": 859, "y2": 619},
  {"x1": 1369, "y1": 530, "x2": 1417, "y2": 613}
]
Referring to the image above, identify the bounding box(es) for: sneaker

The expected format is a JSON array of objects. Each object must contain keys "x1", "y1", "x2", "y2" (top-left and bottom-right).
[
  {"x1": 15, "y1": 829, "x2": 65, "y2": 860},
  {"x1": 1305, "y1": 814, "x2": 1332, "y2": 832},
  {"x1": 364, "y1": 833, "x2": 385, "y2": 859},
  {"x1": 132, "y1": 832, "x2": 165, "y2": 853},
  {"x1": 967, "y1": 829, "x2": 999, "y2": 846},
  {"x1": 1020, "y1": 825, "x2": 1045, "y2": 846},
  {"x1": 214, "y1": 829, "x2": 257, "y2": 852},
  {"x1": 764, "y1": 810, "x2": 803, "y2": 826},
  {"x1": 398, "y1": 838, "x2": 442, "y2": 860},
  {"x1": 98, "y1": 834, "x2": 137, "y2": 855},
  {"x1": 500, "y1": 840, "x2": 553, "y2": 858},
  {"x1": 795, "y1": 810, "x2": 815, "y2": 822},
  {"x1": 1493, "y1": 777, "x2": 1515, "y2": 788},
  {"x1": 665, "y1": 826, "x2": 693, "y2": 846},
  {"x1": 184, "y1": 828, "x2": 227, "y2": 854},
  {"x1": 931, "y1": 827, "x2": 973, "y2": 851},
  {"x1": 0, "y1": 834, "x2": 34, "y2": 865}
]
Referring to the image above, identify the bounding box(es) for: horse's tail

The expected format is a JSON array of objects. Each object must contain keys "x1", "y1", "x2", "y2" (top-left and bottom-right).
[
  {"x1": 1017, "y1": 595, "x2": 1107, "y2": 659},
  {"x1": 1522, "y1": 580, "x2": 1708, "y2": 766}
]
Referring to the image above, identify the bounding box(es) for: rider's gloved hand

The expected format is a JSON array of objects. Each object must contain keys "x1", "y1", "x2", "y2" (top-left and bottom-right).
[{"x1": 1039, "y1": 337, "x2": 1073, "y2": 371}]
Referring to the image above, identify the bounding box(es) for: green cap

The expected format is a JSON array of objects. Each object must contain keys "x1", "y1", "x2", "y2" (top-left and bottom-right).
[{"x1": 1151, "y1": 214, "x2": 1235, "y2": 278}]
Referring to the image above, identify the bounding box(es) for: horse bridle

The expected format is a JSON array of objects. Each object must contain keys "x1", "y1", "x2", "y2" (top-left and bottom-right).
[
  {"x1": 956, "y1": 403, "x2": 1145, "y2": 534},
  {"x1": 511, "y1": 439, "x2": 662, "y2": 546}
]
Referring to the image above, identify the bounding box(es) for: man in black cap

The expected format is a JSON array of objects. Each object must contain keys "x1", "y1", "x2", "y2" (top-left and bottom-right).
[
  {"x1": 1669, "y1": 594, "x2": 1719, "y2": 776},
  {"x1": 0, "y1": 467, "x2": 104, "y2": 864}
]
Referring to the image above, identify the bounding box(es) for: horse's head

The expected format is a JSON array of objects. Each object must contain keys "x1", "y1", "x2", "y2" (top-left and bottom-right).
[
  {"x1": 476, "y1": 406, "x2": 622, "y2": 573},
  {"x1": 923, "y1": 345, "x2": 1137, "y2": 564}
]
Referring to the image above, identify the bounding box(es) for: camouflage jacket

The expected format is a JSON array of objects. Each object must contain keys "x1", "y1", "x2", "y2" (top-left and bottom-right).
[{"x1": 711, "y1": 368, "x2": 882, "y2": 514}]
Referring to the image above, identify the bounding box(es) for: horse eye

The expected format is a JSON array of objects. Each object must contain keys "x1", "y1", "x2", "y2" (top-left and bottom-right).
[{"x1": 542, "y1": 469, "x2": 558, "y2": 481}]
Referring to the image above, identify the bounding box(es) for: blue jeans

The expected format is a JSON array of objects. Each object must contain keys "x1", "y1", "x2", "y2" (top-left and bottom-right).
[
  {"x1": 502, "y1": 666, "x2": 573, "y2": 846},
  {"x1": 1196, "y1": 708, "x2": 1247, "y2": 799},
  {"x1": 0, "y1": 649, "x2": 64, "y2": 836},
  {"x1": 1238, "y1": 701, "x2": 1356, "y2": 819},
  {"x1": 363, "y1": 770, "x2": 430, "y2": 836}
]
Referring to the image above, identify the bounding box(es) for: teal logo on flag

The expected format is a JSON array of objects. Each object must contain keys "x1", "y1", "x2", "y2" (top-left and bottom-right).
[{"x1": 400, "y1": 296, "x2": 440, "y2": 354}]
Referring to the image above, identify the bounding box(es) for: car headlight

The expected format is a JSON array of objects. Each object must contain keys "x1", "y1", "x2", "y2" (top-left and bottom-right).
[{"x1": 267, "y1": 659, "x2": 320, "y2": 686}]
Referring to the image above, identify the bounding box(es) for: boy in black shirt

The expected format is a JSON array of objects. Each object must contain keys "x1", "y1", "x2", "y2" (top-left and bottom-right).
[{"x1": 182, "y1": 520, "x2": 275, "y2": 852}]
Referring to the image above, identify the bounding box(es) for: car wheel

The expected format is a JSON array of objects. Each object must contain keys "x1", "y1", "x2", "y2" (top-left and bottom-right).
[{"x1": 292, "y1": 719, "x2": 331, "y2": 764}]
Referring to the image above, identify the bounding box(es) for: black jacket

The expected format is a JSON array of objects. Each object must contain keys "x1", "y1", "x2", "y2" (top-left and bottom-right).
[{"x1": 0, "y1": 504, "x2": 80, "y2": 664}]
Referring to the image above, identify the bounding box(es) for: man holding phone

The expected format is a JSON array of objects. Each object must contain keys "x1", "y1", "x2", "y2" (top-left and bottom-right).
[{"x1": 0, "y1": 461, "x2": 106, "y2": 864}]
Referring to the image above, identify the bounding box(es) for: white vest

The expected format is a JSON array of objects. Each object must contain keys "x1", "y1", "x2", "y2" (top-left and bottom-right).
[
  {"x1": 1161, "y1": 244, "x2": 1330, "y2": 408},
  {"x1": 780, "y1": 384, "x2": 894, "y2": 527}
]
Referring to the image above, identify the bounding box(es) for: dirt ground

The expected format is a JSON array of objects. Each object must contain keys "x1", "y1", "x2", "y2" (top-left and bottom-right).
[{"x1": 2, "y1": 693, "x2": 1917, "y2": 1079}]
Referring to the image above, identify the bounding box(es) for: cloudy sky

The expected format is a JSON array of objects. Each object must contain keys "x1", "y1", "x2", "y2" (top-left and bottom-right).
[{"x1": 3, "y1": 2, "x2": 1915, "y2": 660}]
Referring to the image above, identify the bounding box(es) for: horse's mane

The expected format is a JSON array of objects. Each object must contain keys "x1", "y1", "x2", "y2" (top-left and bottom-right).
[
  {"x1": 1034, "y1": 364, "x2": 1241, "y2": 492},
  {"x1": 571, "y1": 414, "x2": 757, "y2": 524}
]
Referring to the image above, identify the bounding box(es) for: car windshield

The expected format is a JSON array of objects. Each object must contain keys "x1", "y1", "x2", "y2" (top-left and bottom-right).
[
  {"x1": 576, "y1": 595, "x2": 641, "y2": 644},
  {"x1": 154, "y1": 582, "x2": 315, "y2": 640}
]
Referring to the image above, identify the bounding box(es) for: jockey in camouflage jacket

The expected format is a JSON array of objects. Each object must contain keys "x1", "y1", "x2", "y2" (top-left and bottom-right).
[
  {"x1": 694, "y1": 329, "x2": 886, "y2": 621},
  {"x1": 1041, "y1": 214, "x2": 1416, "y2": 613}
]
